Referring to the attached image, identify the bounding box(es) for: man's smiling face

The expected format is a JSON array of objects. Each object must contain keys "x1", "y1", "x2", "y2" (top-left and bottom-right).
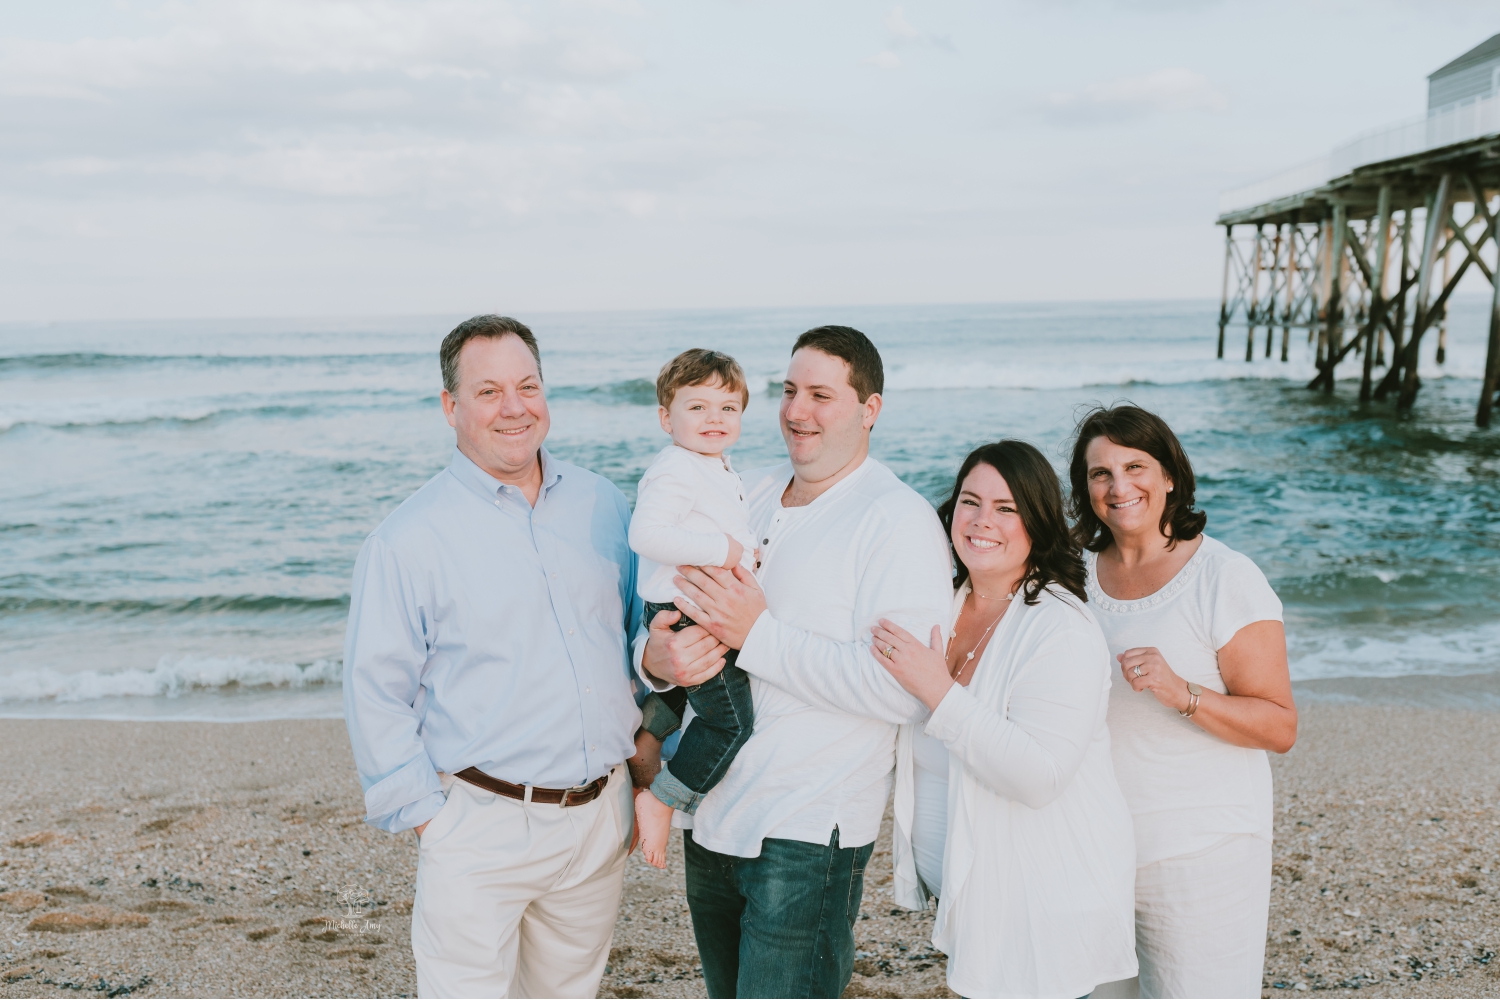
[
  {"x1": 779, "y1": 347, "x2": 878, "y2": 483},
  {"x1": 441, "y1": 333, "x2": 550, "y2": 482}
]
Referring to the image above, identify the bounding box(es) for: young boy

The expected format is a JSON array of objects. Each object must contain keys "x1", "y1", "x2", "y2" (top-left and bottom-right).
[{"x1": 627, "y1": 349, "x2": 758, "y2": 869}]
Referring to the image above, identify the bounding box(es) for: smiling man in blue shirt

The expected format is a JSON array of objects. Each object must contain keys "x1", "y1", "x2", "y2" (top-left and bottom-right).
[{"x1": 342, "y1": 315, "x2": 649, "y2": 998}]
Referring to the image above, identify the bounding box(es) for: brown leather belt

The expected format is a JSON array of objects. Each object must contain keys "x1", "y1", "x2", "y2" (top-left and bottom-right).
[{"x1": 454, "y1": 767, "x2": 609, "y2": 807}]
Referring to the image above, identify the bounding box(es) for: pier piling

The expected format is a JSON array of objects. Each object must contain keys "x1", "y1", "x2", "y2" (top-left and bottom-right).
[{"x1": 1213, "y1": 34, "x2": 1500, "y2": 425}]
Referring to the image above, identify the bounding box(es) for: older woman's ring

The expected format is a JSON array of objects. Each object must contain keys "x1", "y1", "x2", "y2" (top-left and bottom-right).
[
  {"x1": 883, "y1": 645, "x2": 896, "y2": 659},
  {"x1": 1132, "y1": 664, "x2": 1143, "y2": 677}
]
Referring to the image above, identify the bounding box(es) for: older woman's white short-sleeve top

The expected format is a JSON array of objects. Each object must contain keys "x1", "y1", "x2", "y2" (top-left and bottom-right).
[{"x1": 1085, "y1": 535, "x2": 1283, "y2": 865}]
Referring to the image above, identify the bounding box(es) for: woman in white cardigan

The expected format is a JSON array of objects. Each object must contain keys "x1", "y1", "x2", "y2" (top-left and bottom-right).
[{"x1": 871, "y1": 440, "x2": 1138, "y2": 999}]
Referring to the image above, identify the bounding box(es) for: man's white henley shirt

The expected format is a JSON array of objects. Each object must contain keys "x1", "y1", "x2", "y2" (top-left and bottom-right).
[{"x1": 647, "y1": 456, "x2": 951, "y2": 859}]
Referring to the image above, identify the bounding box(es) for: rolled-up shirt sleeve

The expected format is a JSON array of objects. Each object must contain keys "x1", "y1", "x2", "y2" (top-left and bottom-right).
[{"x1": 342, "y1": 535, "x2": 445, "y2": 833}]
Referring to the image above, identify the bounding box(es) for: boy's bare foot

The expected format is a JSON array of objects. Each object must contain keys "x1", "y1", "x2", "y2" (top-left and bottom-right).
[
  {"x1": 627, "y1": 730, "x2": 664, "y2": 789},
  {"x1": 634, "y1": 788, "x2": 675, "y2": 870}
]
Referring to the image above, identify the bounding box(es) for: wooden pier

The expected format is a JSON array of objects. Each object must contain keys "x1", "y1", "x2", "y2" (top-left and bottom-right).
[{"x1": 1215, "y1": 34, "x2": 1500, "y2": 427}]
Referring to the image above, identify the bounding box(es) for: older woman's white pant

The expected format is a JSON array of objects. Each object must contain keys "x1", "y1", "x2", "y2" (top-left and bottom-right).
[
  {"x1": 411, "y1": 767, "x2": 631, "y2": 999},
  {"x1": 1091, "y1": 834, "x2": 1272, "y2": 999}
]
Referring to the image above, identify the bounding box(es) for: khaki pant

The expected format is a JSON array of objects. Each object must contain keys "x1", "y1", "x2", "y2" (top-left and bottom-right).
[
  {"x1": 412, "y1": 766, "x2": 631, "y2": 999},
  {"x1": 1090, "y1": 834, "x2": 1272, "y2": 999}
]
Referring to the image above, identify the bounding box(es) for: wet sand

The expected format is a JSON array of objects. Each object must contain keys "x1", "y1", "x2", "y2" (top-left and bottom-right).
[{"x1": 0, "y1": 701, "x2": 1497, "y2": 999}]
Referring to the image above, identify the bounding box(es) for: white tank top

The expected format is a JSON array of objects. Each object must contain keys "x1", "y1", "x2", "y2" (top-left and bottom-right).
[{"x1": 910, "y1": 727, "x2": 949, "y2": 898}]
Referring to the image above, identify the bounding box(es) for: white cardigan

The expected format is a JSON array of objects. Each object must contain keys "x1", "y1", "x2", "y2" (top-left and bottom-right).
[{"x1": 892, "y1": 583, "x2": 1139, "y2": 999}]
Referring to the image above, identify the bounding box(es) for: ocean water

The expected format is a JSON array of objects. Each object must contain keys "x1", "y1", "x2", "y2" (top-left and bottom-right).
[{"x1": 2, "y1": 300, "x2": 1496, "y2": 720}]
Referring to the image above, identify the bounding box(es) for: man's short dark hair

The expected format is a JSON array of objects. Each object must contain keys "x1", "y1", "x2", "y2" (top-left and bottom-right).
[
  {"x1": 791, "y1": 325, "x2": 883, "y2": 402},
  {"x1": 440, "y1": 315, "x2": 541, "y2": 394}
]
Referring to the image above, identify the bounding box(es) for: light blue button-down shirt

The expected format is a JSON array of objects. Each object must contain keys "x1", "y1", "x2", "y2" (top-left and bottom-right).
[{"x1": 343, "y1": 447, "x2": 644, "y2": 832}]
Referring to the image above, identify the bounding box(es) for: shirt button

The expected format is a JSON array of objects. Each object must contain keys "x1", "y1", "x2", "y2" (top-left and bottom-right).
[
  {"x1": 568, "y1": 628, "x2": 575, "y2": 635},
  {"x1": 551, "y1": 573, "x2": 558, "y2": 580},
  {"x1": 762, "y1": 538, "x2": 769, "y2": 545},
  {"x1": 494, "y1": 500, "x2": 501, "y2": 506},
  {"x1": 585, "y1": 687, "x2": 591, "y2": 693}
]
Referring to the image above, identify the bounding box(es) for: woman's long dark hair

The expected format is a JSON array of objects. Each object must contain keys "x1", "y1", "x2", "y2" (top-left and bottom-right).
[
  {"x1": 936, "y1": 440, "x2": 1087, "y2": 605},
  {"x1": 1067, "y1": 404, "x2": 1207, "y2": 552}
]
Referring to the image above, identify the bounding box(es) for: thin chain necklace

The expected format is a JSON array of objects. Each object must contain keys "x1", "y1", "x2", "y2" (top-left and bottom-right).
[{"x1": 947, "y1": 588, "x2": 1014, "y2": 677}]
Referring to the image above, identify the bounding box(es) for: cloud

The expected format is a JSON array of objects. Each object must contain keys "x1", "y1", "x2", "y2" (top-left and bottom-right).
[
  {"x1": 1042, "y1": 68, "x2": 1229, "y2": 122},
  {"x1": 0, "y1": 1, "x2": 639, "y2": 101},
  {"x1": 863, "y1": 4, "x2": 954, "y2": 70},
  {"x1": 884, "y1": 5, "x2": 955, "y2": 52},
  {"x1": 0, "y1": 1, "x2": 709, "y2": 221}
]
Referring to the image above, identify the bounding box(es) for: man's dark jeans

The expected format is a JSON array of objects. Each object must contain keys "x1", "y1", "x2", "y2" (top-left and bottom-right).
[
  {"x1": 640, "y1": 601, "x2": 754, "y2": 810},
  {"x1": 683, "y1": 828, "x2": 873, "y2": 998}
]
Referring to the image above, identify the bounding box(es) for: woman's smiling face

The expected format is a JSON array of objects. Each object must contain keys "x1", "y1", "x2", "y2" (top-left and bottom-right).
[
  {"x1": 950, "y1": 462, "x2": 1031, "y2": 584},
  {"x1": 1085, "y1": 435, "x2": 1173, "y2": 540}
]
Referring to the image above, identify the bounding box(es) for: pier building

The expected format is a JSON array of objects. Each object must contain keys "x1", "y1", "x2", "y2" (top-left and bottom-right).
[{"x1": 1215, "y1": 33, "x2": 1500, "y2": 427}]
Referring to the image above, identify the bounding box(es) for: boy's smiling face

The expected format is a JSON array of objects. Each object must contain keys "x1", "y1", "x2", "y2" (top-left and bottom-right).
[{"x1": 658, "y1": 377, "x2": 745, "y2": 457}]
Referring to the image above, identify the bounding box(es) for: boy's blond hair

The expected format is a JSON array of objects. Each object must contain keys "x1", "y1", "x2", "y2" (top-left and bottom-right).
[{"x1": 655, "y1": 349, "x2": 750, "y2": 408}]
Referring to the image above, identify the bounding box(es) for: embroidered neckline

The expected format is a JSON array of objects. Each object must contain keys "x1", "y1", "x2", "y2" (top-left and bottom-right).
[{"x1": 1084, "y1": 540, "x2": 1210, "y2": 613}]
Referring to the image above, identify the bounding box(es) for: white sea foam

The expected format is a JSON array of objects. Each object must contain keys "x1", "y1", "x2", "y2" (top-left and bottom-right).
[
  {"x1": 1, "y1": 354, "x2": 1483, "y2": 434},
  {"x1": 1288, "y1": 620, "x2": 1500, "y2": 682},
  {"x1": 0, "y1": 655, "x2": 342, "y2": 703}
]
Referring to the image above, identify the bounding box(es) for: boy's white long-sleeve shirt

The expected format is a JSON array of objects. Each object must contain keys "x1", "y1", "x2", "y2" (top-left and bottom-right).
[
  {"x1": 630, "y1": 444, "x2": 757, "y2": 603},
  {"x1": 641, "y1": 456, "x2": 952, "y2": 858}
]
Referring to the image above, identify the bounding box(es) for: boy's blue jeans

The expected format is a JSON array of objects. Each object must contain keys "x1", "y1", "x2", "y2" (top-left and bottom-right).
[{"x1": 641, "y1": 600, "x2": 754, "y2": 813}]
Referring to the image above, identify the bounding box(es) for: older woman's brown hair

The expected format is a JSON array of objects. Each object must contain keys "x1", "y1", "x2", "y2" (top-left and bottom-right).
[{"x1": 1068, "y1": 404, "x2": 1207, "y2": 552}]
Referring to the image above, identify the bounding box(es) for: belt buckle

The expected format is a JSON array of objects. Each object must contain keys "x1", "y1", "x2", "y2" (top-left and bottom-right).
[{"x1": 559, "y1": 783, "x2": 591, "y2": 807}]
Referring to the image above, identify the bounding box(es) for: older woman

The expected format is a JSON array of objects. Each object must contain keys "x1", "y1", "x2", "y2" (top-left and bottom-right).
[
  {"x1": 1070, "y1": 405, "x2": 1296, "y2": 1000},
  {"x1": 873, "y1": 440, "x2": 1137, "y2": 999}
]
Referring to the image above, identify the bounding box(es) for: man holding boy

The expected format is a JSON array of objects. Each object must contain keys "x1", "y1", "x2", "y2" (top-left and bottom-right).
[
  {"x1": 642, "y1": 326, "x2": 953, "y2": 998},
  {"x1": 343, "y1": 315, "x2": 642, "y2": 998}
]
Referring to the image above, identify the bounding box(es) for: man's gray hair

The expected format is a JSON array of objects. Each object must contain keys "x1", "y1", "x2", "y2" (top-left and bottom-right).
[{"x1": 439, "y1": 315, "x2": 542, "y2": 394}]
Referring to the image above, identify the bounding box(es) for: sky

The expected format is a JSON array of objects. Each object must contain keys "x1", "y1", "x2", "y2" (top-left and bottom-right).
[{"x1": 1, "y1": 0, "x2": 1497, "y2": 321}]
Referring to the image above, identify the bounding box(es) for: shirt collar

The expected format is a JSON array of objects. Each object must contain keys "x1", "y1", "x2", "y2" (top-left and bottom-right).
[
  {"x1": 447, "y1": 446, "x2": 562, "y2": 504},
  {"x1": 671, "y1": 443, "x2": 735, "y2": 473},
  {"x1": 784, "y1": 454, "x2": 872, "y2": 511}
]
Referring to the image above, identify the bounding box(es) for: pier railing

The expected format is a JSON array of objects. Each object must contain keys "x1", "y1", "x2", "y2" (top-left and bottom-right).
[{"x1": 1219, "y1": 89, "x2": 1500, "y2": 215}]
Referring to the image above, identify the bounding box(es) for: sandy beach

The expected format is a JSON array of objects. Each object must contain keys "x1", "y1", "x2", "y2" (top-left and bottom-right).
[{"x1": 1, "y1": 699, "x2": 1497, "y2": 999}]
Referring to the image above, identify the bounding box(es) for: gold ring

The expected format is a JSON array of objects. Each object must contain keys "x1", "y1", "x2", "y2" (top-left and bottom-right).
[{"x1": 884, "y1": 645, "x2": 896, "y2": 659}]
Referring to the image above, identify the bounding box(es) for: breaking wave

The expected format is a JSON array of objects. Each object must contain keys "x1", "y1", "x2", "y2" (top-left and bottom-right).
[{"x1": 0, "y1": 655, "x2": 343, "y2": 704}]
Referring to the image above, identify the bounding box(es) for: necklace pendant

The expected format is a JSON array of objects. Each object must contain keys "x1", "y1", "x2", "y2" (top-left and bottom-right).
[{"x1": 965, "y1": 651, "x2": 974, "y2": 661}]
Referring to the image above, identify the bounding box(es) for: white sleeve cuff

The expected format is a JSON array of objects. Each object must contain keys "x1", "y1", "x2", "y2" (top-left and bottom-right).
[
  {"x1": 632, "y1": 622, "x2": 677, "y2": 693},
  {"x1": 732, "y1": 610, "x2": 778, "y2": 679},
  {"x1": 923, "y1": 681, "x2": 977, "y2": 743}
]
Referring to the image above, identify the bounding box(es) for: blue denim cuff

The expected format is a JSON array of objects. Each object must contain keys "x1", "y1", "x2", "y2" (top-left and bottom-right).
[
  {"x1": 639, "y1": 692, "x2": 683, "y2": 741},
  {"x1": 650, "y1": 765, "x2": 704, "y2": 815}
]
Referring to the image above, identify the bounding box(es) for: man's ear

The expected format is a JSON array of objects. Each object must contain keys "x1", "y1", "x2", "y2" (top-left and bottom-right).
[
  {"x1": 862, "y1": 392, "x2": 883, "y2": 431},
  {"x1": 441, "y1": 389, "x2": 458, "y2": 428}
]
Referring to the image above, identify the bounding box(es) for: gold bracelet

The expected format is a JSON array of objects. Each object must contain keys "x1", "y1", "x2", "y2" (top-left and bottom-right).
[{"x1": 1179, "y1": 682, "x2": 1202, "y2": 718}]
